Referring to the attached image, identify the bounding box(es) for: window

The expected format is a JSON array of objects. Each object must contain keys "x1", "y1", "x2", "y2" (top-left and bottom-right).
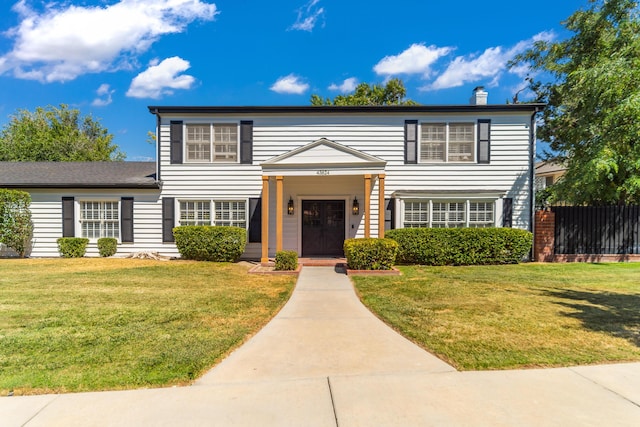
[
  {"x1": 420, "y1": 122, "x2": 474, "y2": 163},
  {"x1": 402, "y1": 199, "x2": 495, "y2": 228},
  {"x1": 80, "y1": 201, "x2": 119, "y2": 239},
  {"x1": 179, "y1": 200, "x2": 246, "y2": 228},
  {"x1": 185, "y1": 124, "x2": 238, "y2": 163}
]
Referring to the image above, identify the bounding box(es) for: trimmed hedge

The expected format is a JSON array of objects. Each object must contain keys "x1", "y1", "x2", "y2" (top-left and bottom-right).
[
  {"x1": 97, "y1": 237, "x2": 118, "y2": 257},
  {"x1": 0, "y1": 188, "x2": 33, "y2": 258},
  {"x1": 344, "y1": 238, "x2": 398, "y2": 270},
  {"x1": 173, "y1": 226, "x2": 247, "y2": 262},
  {"x1": 275, "y1": 250, "x2": 298, "y2": 271},
  {"x1": 57, "y1": 237, "x2": 89, "y2": 258},
  {"x1": 386, "y1": 227, "x2": 533, "y2": 266}
]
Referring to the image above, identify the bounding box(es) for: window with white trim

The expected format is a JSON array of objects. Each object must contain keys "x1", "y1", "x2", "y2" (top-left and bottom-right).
[
  {"x1": 185, "y1": 124, "x2": 238, "y2": 163},
  {"x1": 179, "y1": 200, "x2": 247, "y2": 228},
  {"x1": 402, "y1": 199, "x2": 495, "y2": 228},
  {"x1": 80, "y1": 201, "x2": 119, "y2": 239},
  {"x1": 420, "y1": 122, "x2": 475, "y2": 163}
]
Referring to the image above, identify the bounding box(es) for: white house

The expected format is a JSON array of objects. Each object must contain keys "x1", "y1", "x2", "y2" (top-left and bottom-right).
[{"x1": 1, "y1": 88, "x2": 543, "y2": 261}]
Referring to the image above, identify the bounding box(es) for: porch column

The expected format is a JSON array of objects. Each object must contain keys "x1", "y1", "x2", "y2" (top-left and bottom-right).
[
  {"x1": 378, "y1": 174, "x2": 386, "y2": 238},
  {"x1": 261, "y1": 176, "x2": 270, "y2": 264},
  {"x1": 364, "y1": 174, "x2": 371, "y2": 238},
  {"x1": 276, "y1": 176, "x2": 283, "y2": 252}
]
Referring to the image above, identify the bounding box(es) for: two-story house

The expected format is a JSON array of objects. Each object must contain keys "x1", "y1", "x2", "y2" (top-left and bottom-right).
[{"x1": 0, "y1": 88, "x2": 543, "y2": 260}]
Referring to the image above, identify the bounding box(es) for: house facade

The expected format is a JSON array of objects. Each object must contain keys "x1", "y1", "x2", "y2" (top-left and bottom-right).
[{"x1": 1, "y1": 90, "x2": 543, "y2": 260}]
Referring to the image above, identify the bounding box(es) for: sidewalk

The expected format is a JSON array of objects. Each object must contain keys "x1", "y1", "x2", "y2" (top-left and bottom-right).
[{"x1": 2, "y1": 266, "x2": 640, "y2": 426}]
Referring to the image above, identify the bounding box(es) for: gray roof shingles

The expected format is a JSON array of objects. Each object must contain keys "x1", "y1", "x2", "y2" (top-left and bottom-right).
[{"x1": 0, "y1": 162, "x2": 158, "y2": 189}]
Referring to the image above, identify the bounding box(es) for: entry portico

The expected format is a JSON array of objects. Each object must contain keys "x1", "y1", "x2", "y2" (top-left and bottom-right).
[{"x1": 259, "y1": 138, "x2": 387, "y2": 264}]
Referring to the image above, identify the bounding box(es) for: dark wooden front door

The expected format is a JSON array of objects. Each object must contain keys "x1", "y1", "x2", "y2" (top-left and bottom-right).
[{"x1": 302, "y1": 200, "x2": 345, "y2": 256}]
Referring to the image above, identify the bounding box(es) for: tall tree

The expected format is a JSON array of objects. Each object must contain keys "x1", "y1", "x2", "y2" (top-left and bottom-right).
[
  {"x1": 0, "y1": 104, "x2": 124, "y2": 161},
  {"x1": 512, "y1": 0, "x2": 640, "y2": 205},
  {"x1": 311, "y1": 78, "x2": 418, "y2": 106}
]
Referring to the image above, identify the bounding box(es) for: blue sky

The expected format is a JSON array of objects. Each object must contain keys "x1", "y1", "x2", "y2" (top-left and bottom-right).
[{"x1": 0, "y1": 0, "x2": 584, "y2": 161}]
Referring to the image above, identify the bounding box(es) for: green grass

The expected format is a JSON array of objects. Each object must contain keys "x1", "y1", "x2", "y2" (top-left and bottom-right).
[
  {"x1": 0, "y1": 258, "x2": 295, "y2": 395},
  {"x1": 353, "y1": 263, "x2": 640, "y2": 370}
]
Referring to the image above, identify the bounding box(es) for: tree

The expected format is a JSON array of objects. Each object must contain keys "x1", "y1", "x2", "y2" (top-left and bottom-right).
[
  {"x1": 511, "y1": 0, "x2": 640, "y2": 205},
  {"x1": 311, "y1": 78, "x2": 418, "y2": 106},
  {"x1": 0, "y1": 189, "x2": 33, "y2": 258},
  {"x1": 0, "y1": 104, "x2": 125, "y2": 161}
]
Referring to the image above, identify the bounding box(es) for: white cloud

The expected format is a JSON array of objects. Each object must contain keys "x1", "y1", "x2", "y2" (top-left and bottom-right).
[
  {"x1": 0, "y1": 0, "x2": 218, "y2": 82},
  {"x1": 126, "y1": 57, "x2": 195, "y2": 99},
  {"x1": 290, "y1": 0, "x2": 325, "y2": 32},
  {"x1": 373, "y1": 44, "x2": 453, "y2": 77},
  {"x1": 328, "y1": 77, "x2": 358, "y2": 93},
  {"x1": 92, "y1": 83, "x2": 115, "y2": 106},
  {"x1": 270, "y1": 74, "x2": 309, "y2": 94},
  {"x1": 425, "y1": 31, "x2": 555, "y2": 91}
]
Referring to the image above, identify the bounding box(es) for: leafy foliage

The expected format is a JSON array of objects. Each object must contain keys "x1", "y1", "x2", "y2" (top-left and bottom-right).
[
  {"x1": 0, "y1": 104, "x2": 125, "y2": 161},
  {"x1": 343, "y1": 238, "x2": 398, "y2": 270},
  {"x1": 386, "y1": 228, "x2": 533, "y2": 265},
  {"x1": 57, "y1": 238, "x2": 89, "y2": 258},
  {"x1": 310, "y1": 78, "x2": 418, "y2": 106},
  {"x1": 0, "y1": 189, "x2": 33, "y2": 257},
  {"x1": 97, "y1": 237, "x2": 118, "y2": 257},
  {"x1": 511, "y1": 0, "x2": 640, "y2": 205},
  {"x1": 173, "y1": 226, "x2": 247, "y2": 262},
  {"x1": 274, "y1": 250, "x2": 298, "y2": 271}
]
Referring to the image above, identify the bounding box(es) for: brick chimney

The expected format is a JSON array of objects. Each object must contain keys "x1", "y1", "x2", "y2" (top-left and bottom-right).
[{"x1": 470, "y1": 86, "x2": 488, "y2": 105}]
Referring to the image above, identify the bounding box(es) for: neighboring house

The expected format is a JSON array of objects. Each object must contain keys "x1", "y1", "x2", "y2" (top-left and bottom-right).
[
  {"x1": 1, "y1": 88, "x2": 543, "y2": 261},
  {"x1": 535, "y1": 160, "x2": 565, "y2": 191}
]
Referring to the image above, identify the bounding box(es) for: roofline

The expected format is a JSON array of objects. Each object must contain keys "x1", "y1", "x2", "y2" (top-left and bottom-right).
[
  {"x1": 148, "y1": 104, "x2": 545, "y2": 115},
  {"x1": 1, "y1": 183, "x2": 160, "y2": 189}
]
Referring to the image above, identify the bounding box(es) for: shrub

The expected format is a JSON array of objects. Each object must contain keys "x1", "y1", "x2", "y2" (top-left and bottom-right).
[
  {"x1": 275, "y1": 250, "x2": 298, "y2": 271},
  {"x1": 0, "y1": 189, "x2": 33, "y2": 257},
  {"x1": 57, "y1": 237, "x2": 89, "y2": 258},
  {"x1": 386, "y1": 227, "x2": 533, "y2": 266},
  {"x1": 97, "y1": 237, "x2": 118, "y2": 257},
  {"x1": 173, "y1": 226, "x2": 246, "y2": 262},
  {"x1": 343, "y1": 238, "x2": 398, "y2": 270}
]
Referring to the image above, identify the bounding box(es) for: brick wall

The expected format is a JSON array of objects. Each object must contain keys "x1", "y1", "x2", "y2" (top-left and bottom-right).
[{"x1": 534, "y1": 210, "x2": 555, "y2": 262}]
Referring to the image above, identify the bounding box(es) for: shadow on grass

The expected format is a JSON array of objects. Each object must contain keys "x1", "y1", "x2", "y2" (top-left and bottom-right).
[{"x1": 544, "y1": 289, "x2": 640, "y2": 347}]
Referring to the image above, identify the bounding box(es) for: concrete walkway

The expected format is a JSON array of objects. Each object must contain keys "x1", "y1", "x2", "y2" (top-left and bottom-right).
[{"x1": 2, "y1": 266, "x2": 640, "y2": 426}]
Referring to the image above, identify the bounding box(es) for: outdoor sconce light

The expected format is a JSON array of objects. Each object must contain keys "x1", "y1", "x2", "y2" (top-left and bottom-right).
[
  {"x1": 287, "y1": 197, "x2": 294, "y2": 215},
  {"x1": 352, "y1": 197, "x2": 360, "y2": 215}
]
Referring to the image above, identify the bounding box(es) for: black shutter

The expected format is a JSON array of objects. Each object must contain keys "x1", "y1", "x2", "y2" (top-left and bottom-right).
[
  {"x1": 477, "y1": 119, "x2": 491, "y2": 164},
  {"x1": 404, "y1": 120, "x2": 418, "y2": 164},
  {"x1": 170, "y1": 121, "x2": 183, "y2": 164},
  {"x1": 240, "y1": 121, "x2": 253, "y2": 164},
  {"x1": 162, "y1": 197, "x2": 175, "y2": 242},
  {"x1": 385, "y1": 198, "x2": 395, "y2": 231},
  {"x1": 62, "y1": 197, "x2": 75, "y2": 237},
  {"x1": 503, "y1": 197, "x2": 513, "y2": 228},
  {"x1": 121, "y1": 197, "x2": 134, "y2": 243},
  {"x1": 248, "y1": 198, "x2": 262, "y2": 243}
]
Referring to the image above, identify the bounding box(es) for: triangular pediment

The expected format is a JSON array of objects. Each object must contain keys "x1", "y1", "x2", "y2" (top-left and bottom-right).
[{"x1": 262, "y1": 138, "x2": 386, "y2": 167}]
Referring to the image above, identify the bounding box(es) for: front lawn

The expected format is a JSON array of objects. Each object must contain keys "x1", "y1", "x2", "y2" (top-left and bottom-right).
[
  {"x1": 353, "y1": 263, "x2": 640, "y2": 370},
  {"x1": 0, "y1": 258, "x2": 295, "y2": 395}
]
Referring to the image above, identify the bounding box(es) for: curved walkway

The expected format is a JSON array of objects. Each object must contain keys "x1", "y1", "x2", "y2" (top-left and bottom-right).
[{"x1": 3, "y1": 266, "x2": 640, "y2": 426}]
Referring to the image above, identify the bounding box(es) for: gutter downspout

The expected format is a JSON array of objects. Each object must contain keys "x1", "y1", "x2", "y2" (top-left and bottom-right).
[
  {"x1": 151, "y1": 108, "x2": 161, "y2": 183},
  {"x1": 529, "y1": 107, "x2": 540, "y2": 259}
]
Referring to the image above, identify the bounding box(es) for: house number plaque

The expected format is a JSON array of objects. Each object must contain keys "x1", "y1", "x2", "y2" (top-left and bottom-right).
[{"x1": 316, "y1": 170, "x2": 330, "y2": 175}]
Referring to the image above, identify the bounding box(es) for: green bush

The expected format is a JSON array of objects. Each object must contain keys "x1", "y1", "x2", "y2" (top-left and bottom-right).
[
  {"x1": 97, "y1": 237, "x2": 118, "y2": 257},
  {"x1": 173, "y1": 226, "x2": 247, "y2": 262},
  {"x1": 57, "y1": 237, "x2": 89, "y2": 258},
  {"x1": 386, "y1": 227, "x2": 533, "y2": 266},
  {"x1": 343, "y1": 238, "x2": 398, "y2": 270},
  {"x1": 275, "y1": 250, "x2": 298, "y2": 271},
  {"x1": 0, "y1": 189, "x2": 33, "y2": 258}
]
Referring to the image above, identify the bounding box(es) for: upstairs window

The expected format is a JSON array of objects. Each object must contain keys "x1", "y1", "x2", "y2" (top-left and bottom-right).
[
  {"x1": 420, "y1": 122, "x2": 475, "y2": 163},
  {"x1": 213, "y1": 125, "x2": 238, "y2": 162},
  {"x1": 186, "y1": 125, "x2": 211, "y2": 162},
  {"x1": 185, "y1": 124, "x2": 238, "y2": 163}
]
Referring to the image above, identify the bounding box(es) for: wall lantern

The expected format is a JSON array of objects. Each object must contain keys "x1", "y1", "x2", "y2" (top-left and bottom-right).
[
  {"x1": 287, "y1": 197, "x2": 295, "y2": 215},
  {"x1": 352, "y1": 197, "x2": 360, "y2": 215}
]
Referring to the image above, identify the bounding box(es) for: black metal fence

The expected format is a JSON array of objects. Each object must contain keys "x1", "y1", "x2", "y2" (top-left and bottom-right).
[{"x1": 552, "y1": 205, "x2": 640, "y2": 254}]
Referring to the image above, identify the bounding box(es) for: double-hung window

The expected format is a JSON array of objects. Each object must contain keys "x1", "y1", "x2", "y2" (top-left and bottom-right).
[
  {"x1": 402, "y1": 199, "x2": 495, "y2": 228},
  {"x1": 185, "y1": 124, "x2": 238, "y2": 163},
  {"x1": 80, "y1": 201, "x2": 119, "y2": 239},
  {"x1": 179, "y1": 200, "x2": 247, "y2": 228},
  {"x1": 420, "y1": 122, "x2": 474, "y2": 163}
]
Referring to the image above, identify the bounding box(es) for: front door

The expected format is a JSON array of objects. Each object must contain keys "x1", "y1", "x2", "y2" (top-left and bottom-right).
[{"x1": 302, "y1": 200, "x2": 345, "y2": 256}]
